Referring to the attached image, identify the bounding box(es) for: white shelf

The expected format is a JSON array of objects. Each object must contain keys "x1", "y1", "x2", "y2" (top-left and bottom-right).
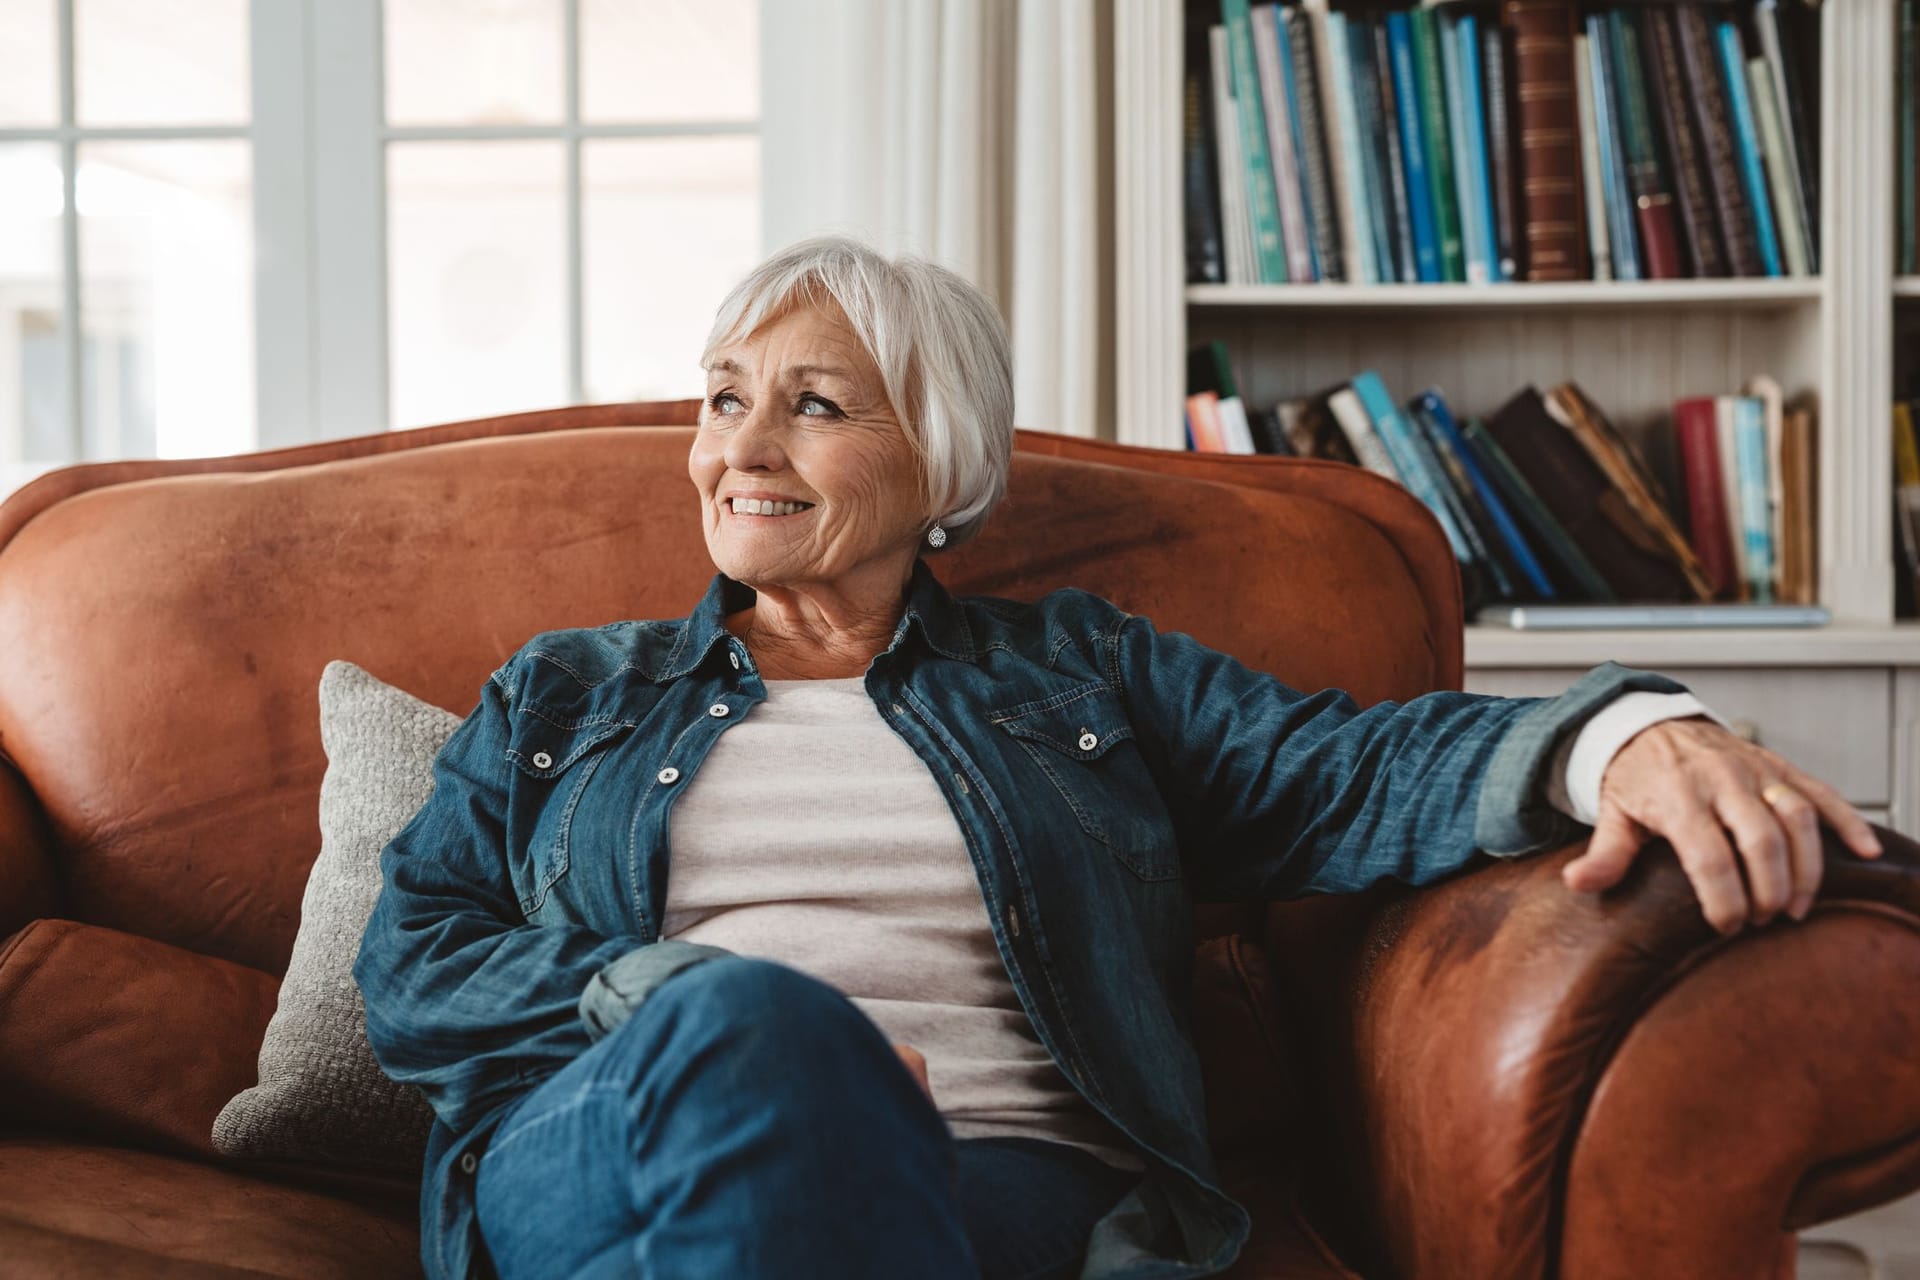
[
  {"x1": 1465, "y1": 622, "x2": 1920, "y2": 669},
  {"x1": 1896, "y1": 277, "x2": 1920, "y2": 298},
  {"x1": 1187, "y1": 278, "x2": 1824, "y2": 313}
]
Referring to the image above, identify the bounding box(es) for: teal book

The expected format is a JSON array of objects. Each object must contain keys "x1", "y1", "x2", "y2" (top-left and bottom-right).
[
  {"x1": 1411, "y1": 8, "x2": 1466, "y2": 282},
  {"x1": 1351, "y1": 371, "x2": 1475, "y2": 562},
  {"x1": 1385, "y1": 12, "x2": 1441, "y2": 282},
  {"x1": 1717, "y1": 20, "x2": 1784, "y2": 276},
  {"x1": 1325, "y1": 13, "x2": 1381, "y2": 284},
  {"x1": 1732, "y1": 396, "x2": 1776, "y2": 602},
  {"x1": 1222, "y1": 0, "x2": 1289, "y2": 282}
]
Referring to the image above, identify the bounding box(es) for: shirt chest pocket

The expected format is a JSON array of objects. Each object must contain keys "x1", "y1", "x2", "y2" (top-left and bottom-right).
[
  {"x1": 503, "y1": 715, "x2": 635, "y2": 915},
  {"x1": 989, "y1": 683, "x2": 1181, "y2": 882}
]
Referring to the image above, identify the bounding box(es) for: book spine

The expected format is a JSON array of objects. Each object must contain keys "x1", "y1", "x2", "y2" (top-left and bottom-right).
[
  {"x1": 1410, "y1": 400, "x2": 1512, "y2": 596},
  {"x1": 1388, "y1": 13, "x2": 1442, "y2": 281},
  {"x1": 1732, "y1": 396, "x2": 1776, "y2": 601},
  {"x1": 1644, "y1": 8, "x2": 1726, "y2": 278},
  {"x1": 1587, "y1": 15, "x2": 1641, "y2": 280},
  {"x1": 1609, "y1": 11, "x2": 1684, "y2": 279},
  {"x1": 1501, "y1": 1, "x2": 1586, "y2": 281},
  {"x1": 1252, "y1": 6, "x2": 1315, "y2": 282},
  {"x1": 1906, "y1": 0, "x2": 1918, "y2": 275},
  {"x1": 1717, "y1": 19, "x2": 1784, "y2": 277},
  {"x1": 1677, "y1": 6, "x2": 1764, "y2": 277},
  {"x1": 1713, "y1": 397, "x2": 1751, "y2": 601},
  {"x1": 1210, "y1": 26, "x2": 1255, "y2": 285},
  {"x1": 1747, "y1": 56, "x2": 1809, "y2": 277},
  {"x1": 1422, "y1": 391, "x2": 1556, "y2": 596},
  {"x1": 1463, "y1": 417, "x2": 1618, "y2": 601},
  {"x1": 1286, "y1": 7, "x2": 1344, "y2": 282},
  {"x1": 1754, "y1": 0, "x2": 1818, "y2": 274},
  {"x1": 1272, "y1": 7, "x2": 1321, "y2": 280},
  {"x1": 1447, "y1": 14, "x2": 1497, "y2": 285},
  {"x1": 1352, "y1": 371, "x2": 1476, "y2": 561},
  {"x1": 1674, "y1": 396, "x2": 1739, "y2": 597},
  {"x1": 1325, "y1": 13, "x2": 1381, "y2": 284},
  {"x1": 1183, "y1": 18, "x2": 1226, "y2": 284},
  {"x1": 1327, "y1": 387, "x2": 1402, "y2": 480},
  {"x1": 1481, "y1": 22, "x2": 1520, "y2": 281},
  {"x1": 1573, "y1": 33, "x2": 1614, "y2": 281},
  {"x1": 1776, "y1": 0, "x2": 1821, "y2": 272},
  {"x1": 1412, "y1": 8, "x2": 1466, "y2": 282},
  {"x1": 1223, "y1": 0, "x2": 1290, "y2": 282},
  {"x1": 1369, "y1": 20, "x2": 1420, "y2": 281}
]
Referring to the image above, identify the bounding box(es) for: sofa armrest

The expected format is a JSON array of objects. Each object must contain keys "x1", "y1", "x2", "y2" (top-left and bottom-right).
[
  {"x1": 0, "y1": 758, "x2": 59, "y2": 941},
  {"x1": 1261, "y1": 827, "x2": 1920, "y2": 1280}
]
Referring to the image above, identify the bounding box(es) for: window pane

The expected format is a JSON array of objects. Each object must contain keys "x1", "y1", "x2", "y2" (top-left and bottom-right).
[
  {"x1": 76, "y1": 0, "x2": 248, "y2": 126},
  {"x1": 581, "y1": 0, "x2": 758, "y2": 123},
  {"x1": 0, "y1": 144, "x2": 69, "y2": 497},
  {"x1": 77, "y1": 141, "x2": 255, "y2": 460},
  {"x1": 0, "y1": 0, "x2": 59, "y2": 125},
  {"x1": 583, "y1": 136, "x2": 760, "y2": 403},
  {"x1": 385, "y1": 0, "x2": 563, "y2": 126},
  {"x1": 389, "y1": 141, "x2": 566, "y2": 428}
]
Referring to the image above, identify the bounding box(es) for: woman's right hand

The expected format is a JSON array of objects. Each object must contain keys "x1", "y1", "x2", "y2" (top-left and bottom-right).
[{"x1": 893, "y1": 1043, "x2": 932, "y2": 1102}]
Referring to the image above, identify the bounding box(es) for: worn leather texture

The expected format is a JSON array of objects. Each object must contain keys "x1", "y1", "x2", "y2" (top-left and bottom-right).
[{"x1": 1, "y1": 401, "x2": 1915, "y2": 1279}]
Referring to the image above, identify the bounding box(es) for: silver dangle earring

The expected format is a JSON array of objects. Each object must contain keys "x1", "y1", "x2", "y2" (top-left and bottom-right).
[{"x1": 926, "y1": 523, "x2": 948, "y2": 548}]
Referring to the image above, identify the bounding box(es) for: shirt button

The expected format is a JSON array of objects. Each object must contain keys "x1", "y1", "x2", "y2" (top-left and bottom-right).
[
  {"x1": 531, "y1": 751, "x2": 553, "y2": 769},
  {"x1": 657, "y1": 766, "x2": 681, "y2": 785},
  {"x1": 708, "y1": 703, "x2": 729, "y2": 718},
  {"x1": 891, "y1": 703, "x2": 905, "y2": 715},
  {"x1": 728, "y1": 651, "x2": 741, "y2": 670},
  {"x1": 954, "y1": 772, "x2": 970, "y2": 795},
  {"x1": 1078, "y1": 731, "x2": 1098, "y2": 752},
  {"x1": 459, "y1": 1152, "x2": 478, "y2": 1175},
  {"x1": 1006, "y1": 902, "x2": 1022, "y2": 937}
]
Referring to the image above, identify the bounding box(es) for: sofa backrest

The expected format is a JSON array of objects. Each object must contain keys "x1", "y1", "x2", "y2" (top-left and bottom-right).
[{"x1": 0, "y1": 404, "x2": 1458, "y2": 974}]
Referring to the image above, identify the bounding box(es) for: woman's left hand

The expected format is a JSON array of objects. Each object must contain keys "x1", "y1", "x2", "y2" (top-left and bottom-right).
[{"x1": 1559, "y1": 715, "x2": 1884, "y2": 934}]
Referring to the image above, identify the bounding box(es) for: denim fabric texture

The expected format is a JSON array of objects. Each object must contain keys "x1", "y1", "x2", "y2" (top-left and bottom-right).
[{"x1": 351, "y1": 559, "x2": 1688, "y2": 1279}]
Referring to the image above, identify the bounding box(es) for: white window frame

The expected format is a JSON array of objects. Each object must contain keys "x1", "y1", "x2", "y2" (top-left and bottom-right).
[{"x1": 3, "y1": 0, "x2": 761, "y2": 461}]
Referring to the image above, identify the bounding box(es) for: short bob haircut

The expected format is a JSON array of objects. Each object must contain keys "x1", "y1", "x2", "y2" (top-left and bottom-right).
[{"x1": 698, "y1": 235, "x2": 1015, "y2": 551}]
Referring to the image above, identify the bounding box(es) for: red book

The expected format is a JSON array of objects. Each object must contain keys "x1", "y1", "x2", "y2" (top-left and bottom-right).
[
  {"x1": 1673, "y1": 396, "x2": 1738, "y2": 597},
  {"x1": 1185, "y1": 391, "x2": 1226, "y2": 453}
]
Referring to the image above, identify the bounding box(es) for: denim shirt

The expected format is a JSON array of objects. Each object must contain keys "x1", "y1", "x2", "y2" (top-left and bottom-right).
[{"x1": 352, "y1": 559, "x2": 1687, "y2": 1280}]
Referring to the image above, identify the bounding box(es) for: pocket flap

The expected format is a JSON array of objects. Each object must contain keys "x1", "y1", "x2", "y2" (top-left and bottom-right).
[
  {"x1": 989, "y1": 682, "x2": 1135, "y2": 760},
  {"x1": 505, "y1": 717, "x2": 633, "y2": 779}
]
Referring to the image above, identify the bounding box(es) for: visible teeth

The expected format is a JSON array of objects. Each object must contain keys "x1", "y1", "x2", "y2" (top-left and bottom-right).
[{"x1": 730, "y1": 498, "x2": 811, "y2": 516}]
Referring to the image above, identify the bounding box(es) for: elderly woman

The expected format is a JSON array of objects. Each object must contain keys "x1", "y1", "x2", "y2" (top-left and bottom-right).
[{"x1": 354, "y1": 236, "x2": 1882, "y2": 1280}]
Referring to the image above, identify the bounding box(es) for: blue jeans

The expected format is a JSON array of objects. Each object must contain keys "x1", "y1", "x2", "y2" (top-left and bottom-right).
[{"x1": 472, "y1": 955, "x2": 1140, "y2": 1279}]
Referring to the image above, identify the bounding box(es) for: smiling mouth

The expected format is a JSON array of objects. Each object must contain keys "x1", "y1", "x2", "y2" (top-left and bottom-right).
[{"x1": 726, "y1": 497, "x2": 815, "y2": 517}]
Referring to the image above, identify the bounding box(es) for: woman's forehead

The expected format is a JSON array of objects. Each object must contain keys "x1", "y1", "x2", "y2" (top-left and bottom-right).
[{"x1": 710, "y1": 301, "x2": 878, "y2": 383}]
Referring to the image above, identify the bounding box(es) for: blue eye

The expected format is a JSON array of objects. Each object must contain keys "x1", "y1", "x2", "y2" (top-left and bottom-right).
[
  {"x1": 799, "y1": 394, "x2": 842, "y2": 417},
  {"x1": 708, "y1": 391, "x2": 740, "y2": 413}
]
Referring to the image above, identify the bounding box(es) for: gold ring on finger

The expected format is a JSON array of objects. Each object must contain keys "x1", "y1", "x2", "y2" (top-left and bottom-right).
[{"x1": 1760, "y1": 782, "x2": 1802, "y2": 810}]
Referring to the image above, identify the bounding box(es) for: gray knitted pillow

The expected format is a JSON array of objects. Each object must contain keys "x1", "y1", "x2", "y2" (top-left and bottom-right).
[{"x1": 212, "y1": 660, "x2": 458, "y2": 1171}]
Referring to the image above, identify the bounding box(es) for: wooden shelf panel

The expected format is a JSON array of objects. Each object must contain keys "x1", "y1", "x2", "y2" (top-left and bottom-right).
[
  {"x1": 1187, "y1": 279, "x2": 1824, "y2": 314},
  {"x1": 1464, "y1": 622, "x2": 1920, "y2": 669}
]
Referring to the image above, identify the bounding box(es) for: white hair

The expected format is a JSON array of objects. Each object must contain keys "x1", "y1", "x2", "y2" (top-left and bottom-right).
[{"x1": 698, "y1": 235, "x2": 1015, "y2": 550}]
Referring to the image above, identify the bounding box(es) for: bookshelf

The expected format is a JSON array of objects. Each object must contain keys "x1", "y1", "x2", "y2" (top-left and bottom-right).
[{"x1": 1112, "y1": 0, "x2": 1916, "y2": 833}]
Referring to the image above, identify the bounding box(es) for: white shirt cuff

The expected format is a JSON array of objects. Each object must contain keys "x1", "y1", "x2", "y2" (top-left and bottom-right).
[{"x1": 1544, "y1": 691, "x2": 1733, "y2": 826}]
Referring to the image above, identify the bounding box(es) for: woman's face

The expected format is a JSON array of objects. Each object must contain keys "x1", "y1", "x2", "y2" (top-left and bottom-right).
[{"x1": 690, "y1": 300, "x2": 928, "y2": 594}]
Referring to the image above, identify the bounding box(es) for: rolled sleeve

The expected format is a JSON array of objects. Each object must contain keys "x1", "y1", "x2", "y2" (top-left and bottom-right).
[
  {"x1": 1545, "y1": 690, "x2": 1732, "y2": 825},
  {"x1": 579, "y1": 940, "x2": 736, "y2": 1043}
]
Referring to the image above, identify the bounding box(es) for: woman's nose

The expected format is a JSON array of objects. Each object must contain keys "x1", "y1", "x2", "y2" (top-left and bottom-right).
[{"x1": 723, "y1": 404, "x2": 786, "y2": 472}]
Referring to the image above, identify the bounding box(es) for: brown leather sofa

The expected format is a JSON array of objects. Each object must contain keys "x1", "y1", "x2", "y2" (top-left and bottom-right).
[{"x1": 0, "y1": 402, "x2": 1916, "y2": 1279}]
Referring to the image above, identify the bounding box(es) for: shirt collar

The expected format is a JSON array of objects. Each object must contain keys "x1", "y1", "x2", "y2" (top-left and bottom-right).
[{"x1": 660, "y1": 557, "x2": 977, "y2": 680}]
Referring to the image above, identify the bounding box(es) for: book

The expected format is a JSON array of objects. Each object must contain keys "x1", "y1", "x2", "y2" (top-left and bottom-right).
[
  {"x1": 1754, "y1": 0, "x2": 1818, "y2": 274},
  {"x1": 1351, "y1": 370, "x2": 1476, "y2": 563},
  {"x1": 1251, "y1": 5, "x2": 1315, "y2": 282},
  {"x1": 1730, "y1": 394, "x2": 1775, "y2": 602},
  {"x1": 1573, "y1": 33, "x2": 1614, "y2": 281},
  {"x1": 1895, "y1": 403, "x2": 1920, "y2": 613},
  {"x1": 1774, "y1": 0, "x2": 1822, "y2": 272},
  {"x1": 1184, "y1": 13, "x2": 1226, "y2": 285},
  {"x1": 1677, "y1": 6, "x2": 1764, "y2": 277},
  {"x1": 1366, "y1": 19, "x2": 1420, "y2": 281},
  {"x1": 1312, "y1": 3, "x2": 1376, "y2": 283},
  {"x1": 1502, "y1": 1, "x2": 1586, "y2": 281},
  {"x1": 1210, "y1": 26, "x2": 1256, "y2": 285},
  {"x1": 1588, "y1": 13, "x2": 1642, "y2": 280},
  {"x1": 1673, "y1": 397, "x2": 1739, "y2": 597},
  {"x1": 1283, "y1": 389, "x2": 1362, "y2": 465},
  {"x1": 1643, "y1": 7, "x2": 1727, "y2": 278},
  {"x1": 1188, "y1": 342, "x2": 1258, "y2": 454},
  {"x1": 1387, "y1": 12, "x2": 1443, "y2": 282},
  {"x1": 1480, "y1": 20, "x2": 1521, "y2": 281},
  {"x1": 1285, "y1": 6, "x2": 1344, "y2": 283},
  {"x1": 1777, "y1": 399, "x2": 1816, "y2": 605},
  {"x1": 1607, "y1": 11, "x2": 1683, "y2": 279},
  {"x1": 1223, "y1": 0, "x2": 1290, "y2": 282},
  {"x1": 1327, "y1": 384, "x2": 1400, "y2": 480},
  {"x1": 1747, "y1": 56, "x2": 1810, "y2": 277},
  {"x1": 1248, "y1": 403, "x2": 1299, "y2": 456},
  {"x1": 1446, "y1": 12, "x2": 1502, "y2": 284},
  {"x1": 1477, "y1": 602, "x2": 1830, "y2": 630},
  {"x1": 1713, "y1": 396, "x2": 1750, "y2": 600},
  {"x1": 1905, "y1": 0, "x2": 1919, "y2": 277},
  {"x1": 1415, "y1": 389, "x2": 1556, "y2": 598},
  {"x1": 1463, "y1": 416, "x2": 1619, "y2": 601},
  {"x1": 1745, "y1": 373, "x2": 1789, "y2": 594},
  {"x1": 1411, "y1": 7, "x2": 1465, "y2": 282},
  {"x1": 1716, "y1": 19, "x2": 1784, "y2": 276}
]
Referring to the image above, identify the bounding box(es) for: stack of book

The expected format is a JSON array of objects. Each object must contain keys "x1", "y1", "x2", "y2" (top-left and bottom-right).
[
  {"x1": 1185, "y1": 0, "x2": 1821, "y2": 285},
  {"x1": 1896, "y1": 400, "x2": 1920, "y2": 617},
  {"x1": 1186, "y1": 343, "x2": 1817, "y2": 612}
]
